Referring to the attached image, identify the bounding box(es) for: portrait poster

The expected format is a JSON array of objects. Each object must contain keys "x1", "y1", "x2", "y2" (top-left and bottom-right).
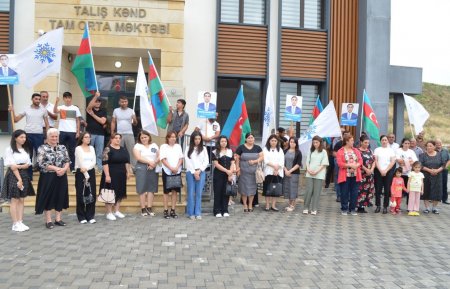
[
  {"x1": 285, "y1": 94, "x2": 302, "y2": 122},
  {"x1": 197, "y1": 91, "x2": 217, "y2": 119},
  {"x1": 340, "y1": 103, "x2": 359, "y2": 126},
  {"x1": 0, "y1": 54, "x2": 19, "y2": 85}
]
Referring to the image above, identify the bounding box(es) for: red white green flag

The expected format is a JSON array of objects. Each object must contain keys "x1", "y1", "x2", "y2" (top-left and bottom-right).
[
  {"x1": 363, "y1": 90, "x2": 381, "y2": 146},
  {"x1": 148, "y1": 51, "x2": 170, "y2": 129}
]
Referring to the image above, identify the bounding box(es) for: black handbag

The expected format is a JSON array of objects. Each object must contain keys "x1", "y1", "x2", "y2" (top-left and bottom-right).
[
  {"x1": 226, "y1": 181, "x2": 238, "y2": 197},
  {"x1": 265, "y1": 176, "x2": 283, "y2": 197},
  {"x1": 166, "y1": 173, "x2": 182, "y2": 190},
  {"x1": 82, "y1": 180, "x2": 95, "y2": 205}
]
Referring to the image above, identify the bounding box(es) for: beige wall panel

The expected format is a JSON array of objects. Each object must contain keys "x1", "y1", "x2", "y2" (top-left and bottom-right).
[{"x1": 161, "y1": 52, "x2": 183, "y2": 66}]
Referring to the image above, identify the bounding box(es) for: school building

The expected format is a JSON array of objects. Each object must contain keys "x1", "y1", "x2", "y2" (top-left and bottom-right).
[{"x1": 0, "y1": 0, "x2": 422, "y2": 150}]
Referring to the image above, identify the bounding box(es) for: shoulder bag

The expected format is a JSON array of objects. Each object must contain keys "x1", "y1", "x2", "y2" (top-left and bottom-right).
[
  {"x1": 98, "y1": 183, "x2": 116, "y2": 204},
  {"x1": 255, "y1": 163, "x2": 265, "y2": 184},
  {"x1": 166, "y1": 173, "x2": 182, "y2": 190},
  {"x1": 83, "y1": 179, "x2": 95, "y2": 205},
  {"x1": 265, "y1": 175, "x2": 283, "y2": 197}
]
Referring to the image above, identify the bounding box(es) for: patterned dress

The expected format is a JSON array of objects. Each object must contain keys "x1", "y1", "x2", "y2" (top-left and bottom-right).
[{"x1": 357, "y1": 148, "x2": 375, "y2": 208}]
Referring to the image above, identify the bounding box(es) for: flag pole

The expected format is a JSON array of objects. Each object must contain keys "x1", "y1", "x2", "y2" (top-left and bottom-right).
[
  {"x1": 359, "y1": 89, "x2": 365, "y2": 136},
  {"x1": 147, "y1": 50, "x2": 171, "y2": 107},
  {"x1": 85, "y1": 22, "x2": 99, "y2": 92},
  {"x1": 7, "y1": 85, "x2": 15, "y2": 131},
  {"x1": 56, "y1": 72, "x2": 61, "y2": 100},
  {"x1": 132, "y1": 58, "x2": 141, "y2": 111}
]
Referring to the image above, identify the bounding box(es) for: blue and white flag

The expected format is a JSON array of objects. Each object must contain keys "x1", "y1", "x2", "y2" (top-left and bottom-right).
[
  {"x1": 261, "y1": 80, "x2": 276, "y2": 146},
  {"x1": 299, "y1": 100, "x2": 341, "y2": 166},
  {"x1": 13, "y1": 27, "x2": 64, "y2": 88},
  {"x1": 136, "y1": 57, "x2": 158, "y2": 136}
]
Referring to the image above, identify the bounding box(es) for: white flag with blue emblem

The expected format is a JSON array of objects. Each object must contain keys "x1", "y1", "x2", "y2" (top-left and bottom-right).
[
  {"x1": 299, "y1": 100, "x2": 341, "y2": 166},
  {"x1": 261, "y1": 80, "x2": 276, "y2": 146},
  {"x1": 13, "y1": 27, "x2": 64, "y2": 88},
  {"x1": 136, "y1": 57, "x2": 158, "y2": 136},
  {"x1": 403, "y1": 93, "x2": 429, "y2": 135}
]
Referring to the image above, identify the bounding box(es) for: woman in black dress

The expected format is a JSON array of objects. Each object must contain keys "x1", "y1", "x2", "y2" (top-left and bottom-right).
[
  {"x1": 212, "y1": 136, "x2": 235, "y2": 217},
  {"x1": 357, "y1": 135, "x2": 376, "y2": 213},
  {"x1": 100, "y1": 133, "x2": 131, "y2": 221},
  {"x1": 35, "y1": 128, "x2": 70, "y2": 229},
  {"x1": 1, "y1": 129, "x2": 35, "y2": 232},
  {"x1": 420, "y1": 140, "x2": 446, "y2": 214}
]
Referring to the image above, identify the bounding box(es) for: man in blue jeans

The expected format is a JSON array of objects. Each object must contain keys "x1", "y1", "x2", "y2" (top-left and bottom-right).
[
  {"x1": 86, "y1": 92, "x2": 107, "y2": 174},
  {"x1": 9, "y1": 93, "x2": 49, "y2": 178},
  {"x1": 54, "y1": 92, "x2": 81, "y2": 172}
]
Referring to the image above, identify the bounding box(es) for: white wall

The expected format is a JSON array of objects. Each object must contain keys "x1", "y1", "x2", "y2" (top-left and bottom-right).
[
  {"x1": 182, "y1": 0, "x2": 216, "y2": 134},
  {"x1": 0, "y1": 1, "x2": 35, "y2": 158}
]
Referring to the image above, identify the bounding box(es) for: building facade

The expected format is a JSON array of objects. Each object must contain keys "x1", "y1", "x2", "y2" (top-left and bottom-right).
[{"x1": 0, "y1": 0, "x2": 421, "y2": 151}]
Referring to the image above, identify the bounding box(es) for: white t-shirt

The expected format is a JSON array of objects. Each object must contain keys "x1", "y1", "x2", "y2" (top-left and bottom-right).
[
  {"x1": 74, "y1": 146, "x2": 96, "y2": 170},
  {"x1": 196, "y1": 121, "x2": 221, "y2": 146},
  {"x1": 408, "y1": 171, "x2": 424, "y2": 192},
  {"x1": 18, "y1": 105, "x2": 48, "y2": 134},
  {"x1": 159, "y1": 143, "x2": 183, "y2": 175},
  {"x1": 134, "y1": 143, "x2": 159, "y2": 162},
  {"x1": 395, "y1": 148, "x2": 418, "y2": 175},
  {"x1": 389, "y1": 142, "x2": 400, "y2": 150},
  {"x1": 4, "y1": 147, "x2": 31, "y2": 166},
  {"x1": 41, "y1": 102, "x2": 55, "y2": 127},
  {"x1": 113, "y1": 107, "x2": 135, "y2": 134},
  {"x1": 374, "y1": 146, "x2": 396, "y2": 171},
  {"x1": 57, "y1": 105, "x2": 81, "y2": 132}
]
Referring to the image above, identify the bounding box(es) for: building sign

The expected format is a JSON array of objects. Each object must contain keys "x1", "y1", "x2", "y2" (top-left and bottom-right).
[{"x1": 48, "y1": 5, "x2": 170, "y2": 35}]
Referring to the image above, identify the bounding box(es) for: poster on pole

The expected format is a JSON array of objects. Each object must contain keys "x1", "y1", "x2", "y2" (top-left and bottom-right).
[
  {"x1": 197, "y1": 91, "x2": 217, "y2": 119},
  {"x1": 340, "y1": 103, "x2": 359, "y2": 126},
  {"x1": 0, "y1": 54, "x2": 19, "y2": 85},
  {"x1": 285, "y1": 94, "x2": 302, "y2": 122}
]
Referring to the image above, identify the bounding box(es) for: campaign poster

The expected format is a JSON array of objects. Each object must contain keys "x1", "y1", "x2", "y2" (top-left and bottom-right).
[
  {"x1": 197, "y1": 91, "x2": 217, "y2": 119},
  {"x1": 340, "y1": 103, "x2": 359, "y2": 126},
  {"x1": 285, "y1": 94, "x2": 302, "y2": 122},
  {"x1": 0, "y1": 54, "x2": 19, "y2": 85}
]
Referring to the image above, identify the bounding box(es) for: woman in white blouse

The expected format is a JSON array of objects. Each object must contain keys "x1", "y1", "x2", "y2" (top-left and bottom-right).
[
  {"x1": 133, "y1": 130, "x2": 160, "y2": 217},
  {"x1": 74, "y1": 132, "x2": 97, "y2": 224},
  {"x1": 184, "y1": 131, "x2": 209, "y2": 220},
  {"x1": 160, "y1": 131, "x2": 184, "y2": 219},
  {"x1": 1, "y1": 130, "x2": 35, "y2": 232},
  {"x1": 262, "y1": 134, "x2": 285, "y2": 211}
]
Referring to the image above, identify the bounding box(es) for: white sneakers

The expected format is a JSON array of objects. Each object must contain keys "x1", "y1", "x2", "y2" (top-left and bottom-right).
[
  {"x1": 223, "y1": 213, "x2": 230, "y2": 217},
  {"x1": 303, "y1": 209, "x2": 309, "y2": 215},
  {"x1": 106, "y1": 213, "x2": 117, "y2": 221},
  {"x1": 12, "y1": 221, "x2": 29, "y2": 232},
  {"x1": 89, "y1": 219, "x2": 96, "y2": 224},
  {"x1": 216, "y1": 213, "x2": 230, "y2": 218},
  {"x1": 80, "y1": 220, "x2": 88, "y2": 224},
  {"x1": 215, "y1": 214, "x2": 222, "y2": 218},
  {"x1": 114, "y1": 211, "x2": 125, "y2": 218}
]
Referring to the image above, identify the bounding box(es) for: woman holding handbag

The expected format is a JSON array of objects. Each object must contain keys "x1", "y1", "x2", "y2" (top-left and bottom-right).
[
  {"x1": 1, "y1": 130, "x2": 35, "y2": 232},
  {"x1": 212, "y1": 136, "x2": 235, "y2": 218},
  {"x1": 303, "y1": 136, "x2": 329, "y2": 215},
  {"x1": 100, "y1": 133, "x2": 131, "y2": 221},
  {"x1": 235, "y1": 132, "x2": 263, "y2": 212},
  {"x1": 133, "y1": 130, "x2": 160, "y2": 217},
  {"x1": 184, "y1": 131, "x2": 209, "y2": 220},
  {"x1": 262, "y1": 134, "x2": 285, "y2": 211},
  {"x1": 160, "y1": 131, "x2": 184, "y2": 219},
  {"x1": 74, "y1": 132, "x2": 97, "y2": 224},
  {"x1": 283, "y1": 137, "x2": 302, "y2": 212}
]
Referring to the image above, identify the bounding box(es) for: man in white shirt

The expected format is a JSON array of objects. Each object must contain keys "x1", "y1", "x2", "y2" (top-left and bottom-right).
[
  {"x1": 8, "y1": 92, "x2": 49, "y2": 172},
  {"x1": 54, "y1": 91, "x2": 81, "y2": 172},
  {"x1": 195, "y1": 117, "x2": 220, "y2": 168},
  {"x1": 111, "y1": 95, "x2": 137, "y2": 168},
  {"x1": 40, "y1": 91, "x2": 57, "y2": 139},
  {"x1": 388, "y1": 133, "x2": 400, "y2": 150}
]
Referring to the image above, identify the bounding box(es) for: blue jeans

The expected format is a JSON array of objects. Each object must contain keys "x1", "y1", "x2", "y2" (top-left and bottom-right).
[
  {"x1": 334, "y1": 158, "x2": 341, "y2": 198},
  {"x1": 339, "y1": 177, "x2": 360, "y2": 212},
  {"x1": 90, "y1": 134, "x2": 104, "y2": 171},
  {"x1": 59, "y1": 131, "x2": 76, "y2": 170},
  {"x1": 186, "y1": 171, "x2": 205, "y2": 217},
  {"x1": 26, "y1": 133, "x2": 44, "y2": 179}
]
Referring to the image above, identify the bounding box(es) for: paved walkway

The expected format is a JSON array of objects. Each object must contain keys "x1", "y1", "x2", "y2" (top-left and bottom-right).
[{"x1": 1, "y1": 190, "x2": 450, "y2": 289}]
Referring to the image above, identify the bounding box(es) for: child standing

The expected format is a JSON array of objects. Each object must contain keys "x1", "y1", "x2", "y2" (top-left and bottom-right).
[
  {"x1": 390, "y1": 167, "x2": 407, "y2": 214},
  {"x1": 407, "y1": 161, "x2": 425, "y2": 216}
]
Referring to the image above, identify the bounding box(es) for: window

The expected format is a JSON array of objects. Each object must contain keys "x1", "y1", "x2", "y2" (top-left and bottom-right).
[
  {"x1": 217, "y1": 78, "x2": 264, "y2": 139},
  {"x1": 279, "y1": 82, "x2": 320, "y2": 136},
  {"x1": 281, "y1": 0, "x2": 324, "y2": 29},
  {"x1": 220, "y1": 0, "x2": 266, "y2": 25}
]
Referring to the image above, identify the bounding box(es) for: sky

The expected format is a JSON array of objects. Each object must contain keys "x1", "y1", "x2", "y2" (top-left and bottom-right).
[{"x1": 391, "y1": 0, "x2": 450, "y2": 86}]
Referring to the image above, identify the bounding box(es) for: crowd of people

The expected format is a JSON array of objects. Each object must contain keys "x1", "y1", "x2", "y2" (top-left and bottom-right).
[{"x1": 1, "y1": 92, "x2": 449, "y2": 233}]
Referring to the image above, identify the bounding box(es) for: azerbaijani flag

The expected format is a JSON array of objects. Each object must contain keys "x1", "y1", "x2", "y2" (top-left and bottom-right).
[
  {"x1": 363, "y1": 90, "x2": 381, "y2": 146},
  {"x1": 309, "y1": 96, "x2": 330, "y2": 143},
  {"x1": 222, "y1": 86, "x2": 252, "y2": 148},
  {"x1": 71, "y1": 25, "x2": 97, "y2": 97},
  {"x1": 148, "y1": 51, "x2": 170, "y2": 129}
]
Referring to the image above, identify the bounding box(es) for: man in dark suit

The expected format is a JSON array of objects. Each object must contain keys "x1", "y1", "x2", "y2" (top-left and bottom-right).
[
  {"x1": 285, "y1": 95, "x2": 302, "y2": 115},
  {"x1": 0, "y1": 54, "x2": 17, "y2": 76},
  {"x1": 341, "y1": 103, "x2": 358, "y2": 125},
  {"x1": 197, "y1": 91, "x2": 216, "y2": 112}
]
